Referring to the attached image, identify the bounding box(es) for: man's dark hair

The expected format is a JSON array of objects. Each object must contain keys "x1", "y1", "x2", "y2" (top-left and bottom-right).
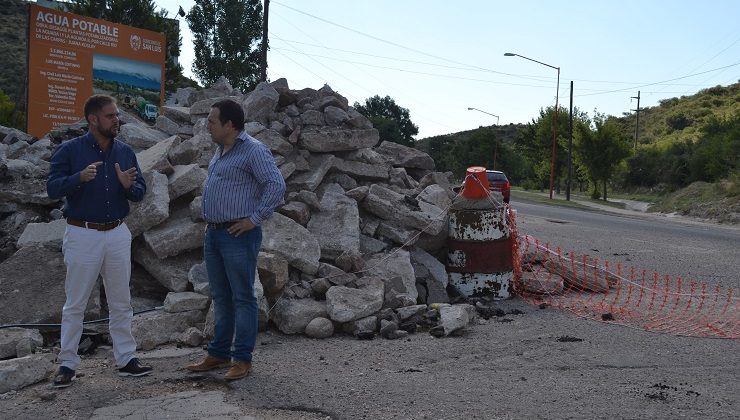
[
  {"x1": 211, "y1": 99, "x2": 245, "y2": 131},
  {"x1": 83, "y1": 95, "x2": 116, "y2": 123}
]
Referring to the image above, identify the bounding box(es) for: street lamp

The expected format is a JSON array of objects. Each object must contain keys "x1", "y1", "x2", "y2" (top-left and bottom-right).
[
  {"x1": 467, "y1": 107, "x2": 499, "y2": 125},
  {"x1": 467, "y1": 107, "x2": 500, "y2": 169},
  {"x1": 504, "y1": 52, "x2": 560, "y2": 199}
]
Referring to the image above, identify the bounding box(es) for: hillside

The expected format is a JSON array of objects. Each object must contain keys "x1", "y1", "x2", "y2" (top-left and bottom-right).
[
  {"x1": 418, "y1": 81, "x2": 739, "y2": 155},
  {"x1": 0, "y1": 0, "x2": 28, "y2": 104},
  {"x1": 617, "y1": 82, "x2": 740, "y2": 149}
]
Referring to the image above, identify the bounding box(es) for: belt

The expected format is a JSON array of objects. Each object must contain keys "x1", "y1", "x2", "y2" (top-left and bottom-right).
[
  {"x1": 67, "y1": 218, "x2": 123, "y2": 231},
  {"x1": 207, "y1": 221, "x2": 237, "y2": 230}
]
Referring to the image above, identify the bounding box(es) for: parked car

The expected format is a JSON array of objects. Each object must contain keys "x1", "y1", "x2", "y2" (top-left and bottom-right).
[{"x1": 486, "y1": 170, "x2": 511, "y2": 203}]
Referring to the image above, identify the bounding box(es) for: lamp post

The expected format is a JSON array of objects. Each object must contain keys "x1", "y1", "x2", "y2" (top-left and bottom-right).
[
  {"x1": 467, "y1": 107, "x2": 500, "y2": 169},
  {"x1": 504, "y1": 52, "x2": 560, "y2": 199},
  {"x1": 467, "y1": 107, "x2": 499, "y2": 125}
]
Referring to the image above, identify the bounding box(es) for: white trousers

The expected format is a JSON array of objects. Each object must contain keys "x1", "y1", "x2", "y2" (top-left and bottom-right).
[{"x1": 58, "y1": 223, "x2": 137, "y2": 370}]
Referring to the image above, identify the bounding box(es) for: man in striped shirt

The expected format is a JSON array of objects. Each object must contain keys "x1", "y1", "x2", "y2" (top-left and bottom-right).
[{"x1": 186, "y1": 99, "x2": 285, "y2": 381}]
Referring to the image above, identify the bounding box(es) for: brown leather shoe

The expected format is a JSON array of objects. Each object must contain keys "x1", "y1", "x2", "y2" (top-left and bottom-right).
[
  {"x1": 224, "y1": 361, "x2": 251, "y2": 381},
  {"x1": 186, "y1": 355, "x2": 231, "y2": 372}
]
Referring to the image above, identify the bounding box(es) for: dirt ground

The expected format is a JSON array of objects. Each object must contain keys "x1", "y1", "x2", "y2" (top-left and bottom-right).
[{"x1": 1, "y1": 296, "x2": 738, "y2": 420}]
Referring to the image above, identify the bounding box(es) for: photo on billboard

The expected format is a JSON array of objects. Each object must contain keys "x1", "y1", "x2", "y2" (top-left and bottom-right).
[{"x1": 92, "y1": 54, "x2": 161, "y2": 108}]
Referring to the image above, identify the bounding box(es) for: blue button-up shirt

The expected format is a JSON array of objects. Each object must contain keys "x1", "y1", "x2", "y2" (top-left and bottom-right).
[
  {"x1": 202, "y1": 131, "x2": 285, "y2": 225},
  {"x1": 47, "y1": 132, "x2": 146, "y2": 223}
]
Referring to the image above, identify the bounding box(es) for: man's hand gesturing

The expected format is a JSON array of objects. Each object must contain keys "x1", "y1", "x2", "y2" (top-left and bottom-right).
[
  {"x1": 80, "y1": 161, "x2": 103, "y2": 182},
  {"x1": 115, "y1": 163, "x2": 137, "y2": 189}
]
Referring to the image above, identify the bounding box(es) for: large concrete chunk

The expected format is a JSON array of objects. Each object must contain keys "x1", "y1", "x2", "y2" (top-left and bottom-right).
[
  {"x1": 253, "y1": 129, "x2": 294, "y2": 156},
  {"x1": 119, "y1": 124, "x2": 170, "y2": 151},
  {"x1": 332, "y1": 157, "x2": 390, "y2": 181},
  {"x1": 262, "y1": 212, "x2": 321, "y2": 275},
  {"x1": 190, "y1": 95, "x2": 242, "y2": 117},
  {"x1": 16, "y1": 219, "x2": 66, "y2": 249},
  {"x1": 307, "y1": 188, "x2": 360, "y2": 261},
  {"x1": 277, "y1": 201, "x2": 310, "y2": 226},
  {"x1": 404, "y1": 200, "x2": 446, "y2": 236},
  {"x1": 287, "y1": 154, "x2": 334, "y2": 192},
  {"x1": 271, "y1": 298, "x2": 328, "y2": 334},
  {"x1": 143, "y1": 217, "x2": 206, "y2": 259},
  {"x1": 363, "y1": 184, "x2": 445, "y2": 236},
  {"x1": 0, "y1": 177, "x2": 57, "y2": 205},
  {"x1": 299, "y1": 128, "x2": 379, "y2": 152},
  {"x1": 188, "y1": 261, "x2": 210, "y2": 296},
  {"x1": 417, "y1": 184, "x2": 453, "y2": 211},
  {"x1": 127, "y1": 171, "x2": 170, "y2": 238},
  {"x1": 0, "y1": 354, "x2": 55, "y2": 394},
  {"x1": 410, "y1": 247, "x2": 449, "y2": 304},
  {"x1": 168, "y1": 164, "x2": 207, "y2": 200},
  {"x1": 257, "y1": 251, "x2": 289, "y2": 296},
  {"x1": 161, "y1": 105, "x2": 191, "y2": 124},
  {"x1": 168, "y1": 137, "x2": 202, "y2": 166},
  {"x1": 132, "y1": 245, "x2": 199, "y2": 292},
  {"x1": 375, "y1": 141, "x2": 435, "y2": 170},
  {"x1": 0, "y1": 246, "x2": 98, "y2": 324},
  {"x1": 242, "y1": 82, "x2": 279, "y2": 123},
  {"x1": 439, "y1": 304, "x2": 471, "y2": 336},
  {"x1": 324, "y1": 106, "x2": 349, "y2": 126},
  {"x1": 132, "y1": 309, "x2": 206, "y2": 350},
  {"x1": 0, "y1": 328, "x2": 43, "y2": 359},
  {"x1": 326, "y1": 286, "x2": 384, "y2": 323},
  {"x1": 163, "y1": 292, "x2": 210, "y2": 313},
  {"x1": 364, "y1": 249, "x2": 417, "y2": 307},
  {"x1": 362, "y1": 183, "x2": 405, "y2": 220},
  {"x1": 154, "y1": 115, "x2": 180, "y2": 136},
  {"x1": 376, "y1": 219, "x2": 420, "y2": 246},
  {"x1": 136, "y1": 135, "x2": 180, "y2": 174}
]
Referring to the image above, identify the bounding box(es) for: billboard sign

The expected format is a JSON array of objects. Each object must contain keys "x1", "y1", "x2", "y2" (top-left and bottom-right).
[{"x1": 27, "y1": 4, "x2": 166, "y2": 138}]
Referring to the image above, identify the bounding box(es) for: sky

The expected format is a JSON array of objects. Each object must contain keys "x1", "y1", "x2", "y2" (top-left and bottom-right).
[{"x1": 156, "y1": 0, "x2": 740, "y2": 139}]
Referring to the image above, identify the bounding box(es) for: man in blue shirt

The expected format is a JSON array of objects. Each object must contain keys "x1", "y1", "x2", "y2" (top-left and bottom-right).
[
  {"x1": 47, "y1": 94, "x2": 152, "y2": 388},
  {"x1": 186, "y1": 99, "x2": 285, "y2": 381}
]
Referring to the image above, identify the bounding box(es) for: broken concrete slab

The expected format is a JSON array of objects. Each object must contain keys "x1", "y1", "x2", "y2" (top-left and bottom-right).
[
  {"x1": 0, "y1": 353, "x2": 55, "y2": 394},
  {"x1": 16, "y1": 219, "x2": 66, "y2": 249}
]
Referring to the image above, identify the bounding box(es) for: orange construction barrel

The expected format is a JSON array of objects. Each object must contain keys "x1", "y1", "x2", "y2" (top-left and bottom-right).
[{"x1": 461, "y1": 166, "x2": 490, "y2": 199}]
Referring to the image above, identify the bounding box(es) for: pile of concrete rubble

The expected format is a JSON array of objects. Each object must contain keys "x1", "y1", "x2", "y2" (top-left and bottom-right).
[{"x1": 0, "y1": 78, "x2": 500, "y2": 392}]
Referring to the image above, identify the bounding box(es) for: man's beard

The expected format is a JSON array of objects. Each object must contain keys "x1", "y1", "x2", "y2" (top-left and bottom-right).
[{"x1": 100, "y1": 125, "x2": 118, "y2": 139}]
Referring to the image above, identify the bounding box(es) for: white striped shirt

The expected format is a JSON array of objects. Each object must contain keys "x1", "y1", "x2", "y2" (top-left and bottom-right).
[{"x1": 202, "y1": 131, "x2": 285, "y2": 225}]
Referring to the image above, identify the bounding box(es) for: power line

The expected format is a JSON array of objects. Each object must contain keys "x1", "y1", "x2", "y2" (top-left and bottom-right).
[
  {"x1": 575, "y1": 61, "x2": 740, "y2": 97},
  {"x1": 270, "y1": 36, "x2": 551, "y2": 83},
  {"x1": 272, "y1": 37, "x2": 717, "y2": 88},
  {"x1": 269, "y1": 11, "x2": 459, "y2": 132},
  {"x1": 272, "y1": 1, "x2": 517, "y2": 77},
  {"x1": 271, "y1": 45, "x2": 728, "y2": 96}
]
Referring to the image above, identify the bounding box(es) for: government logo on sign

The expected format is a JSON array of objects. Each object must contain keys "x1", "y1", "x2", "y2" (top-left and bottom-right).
[{"x1": 129, "y1": 34, "x2": 141, "y2": 51}]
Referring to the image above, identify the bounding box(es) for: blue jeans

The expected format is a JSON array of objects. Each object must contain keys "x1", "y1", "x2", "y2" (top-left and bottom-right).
[{"x1": 204, "y1": 225, "x2": 262, "y2": 362}]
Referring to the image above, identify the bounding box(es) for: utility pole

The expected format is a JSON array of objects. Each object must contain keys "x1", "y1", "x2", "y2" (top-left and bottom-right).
[
  {"x1": 566, "y1": 81, "x2": 573, "y2": 201},
  {"x1": 631, "y1": 90, "x2": 640, "y2": 151},
  {"x1": 260, "y1": 0, "x2": 270, "y2": 82}
]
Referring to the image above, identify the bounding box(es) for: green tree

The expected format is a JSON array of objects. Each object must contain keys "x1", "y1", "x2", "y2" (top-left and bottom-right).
[
  {"x1": 186, "y1": 0, "x2": 263, "y2": 93},
  {"x1": 689, "y1": 114, "x2": 740, "y2": 182},
  {"x1": 516, "y1": 105, "x2": 586, "y2": 192},
  {"x1": 0, "y1": 88, "x2": 25, "y2": 130},
  {"x1": 67, "y1": 0, "x2": 185, "y2": 92},
  {"x1": 575, "y1": 113, "x2": 632, "y2": 200},
  {"x1": 354, "y1": 95, "x2": 419, "y2": 147}
]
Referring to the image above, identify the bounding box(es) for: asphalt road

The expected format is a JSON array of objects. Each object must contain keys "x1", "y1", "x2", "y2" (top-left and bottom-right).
[{"x1": 511, "y1": 197, "x2": 740, "y2": 289}]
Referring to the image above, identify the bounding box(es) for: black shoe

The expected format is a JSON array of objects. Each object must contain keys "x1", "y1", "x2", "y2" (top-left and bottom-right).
[
  {"x1": 53, "y1": 366, "x2": 76, "y2": 388},
  {"x1": 118, "y1": 358, "x2": 153, "y2": 377}
]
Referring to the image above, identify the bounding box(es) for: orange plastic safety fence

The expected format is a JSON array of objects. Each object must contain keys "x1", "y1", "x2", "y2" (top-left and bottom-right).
[{"x1": 508, "y1": 212, "x2": 738, "y2": 339}]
